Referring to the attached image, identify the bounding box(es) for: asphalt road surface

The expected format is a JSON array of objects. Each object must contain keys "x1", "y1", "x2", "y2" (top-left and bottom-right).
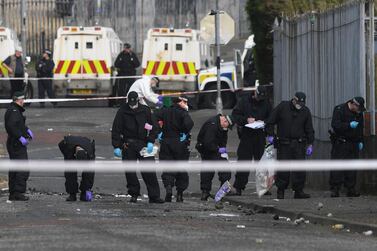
[{"x1": 0, "y1": 105, "x2": 377, "y2": 250}]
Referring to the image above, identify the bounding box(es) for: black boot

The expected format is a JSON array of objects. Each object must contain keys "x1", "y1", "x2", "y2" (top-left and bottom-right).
[
  {"x1": 330, "y1": 188, "x2": 340, "y2": 198},
  {"x1": 201, "y1": 191, "x2": 210, "y2": 201},
  {"x1": 129, "y1": 195, "x2": 138, "y2": 203},
  {"x1": 294, "y1": 190, "x2": 311, "y2": 199},
  {"x1": 165, "y1": 186, "x2": 172, "y2": 202},
  {"x1": 277, "y1": 189, "x2": 284, "y2": 199},
  {"x1": 66, "y1": 193, "x2": 77, "y2": 201},
  {"x1": 176, "y1": 191, "x2": 183, "y2": 202},
  {"x1": 347, "y1": 188, "x2": 360, "y2": 197},
  {"x1": 264, "y1": 191, "x2": 272, "y2": 196},
  {"x1": 149, "y1": 197, "x2": 165, "y2": 204},
  {"x1": 228, "y1": 188, "x2": 242, "y2": 196},
  {"x1": 9, "y1": 192, "x2": 29, "y2": 201}
]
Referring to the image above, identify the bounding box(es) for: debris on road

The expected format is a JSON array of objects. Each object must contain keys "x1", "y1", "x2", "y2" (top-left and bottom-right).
[
  {"x1": 317, "y1": 202, "x2": 324, "y2": 210},
  {"x1": 47, "y1": 128, "x2": 54, "y2": 131},
  {"x1": 332, "y1": 224, "x2": 344, "y2": 230},
  {"x1": 209, "y1": 213, "x2": 239, "y2": 217},
  {"x1": 236, "y1": 225, "x2": 246, "y2": 229},
  {"x1": 363, "y1": 230, "x2": 373, "y2": 236},
  {"x1": 255, "y1": 238, "x2": 263, "y2": 244},
  {"x1": 6, "y1": 200, "x2": 11, "y2": 204},
  {"x1": 327, "y1": 213, "x2": 333, "y2": 217},
  {"x1": 215, "y1": 201, "x2": 224, "y2": 210},
  {"x1": 294, "y1": 217, "x2": 305, "y2": 225}
]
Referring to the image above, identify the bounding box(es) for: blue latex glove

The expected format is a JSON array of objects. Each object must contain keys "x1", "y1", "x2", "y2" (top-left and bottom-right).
[
  {"x1": 179, "y1": 133, "x2": 187, "y2": 142},
  {"x1": 306, "y1": 145, "x2": 313, "y2": 156},
  {"x1": 267, "y1": 136, "x2": 274, "y2": 144},
  {"x1": 27, "y1": 129, "x2": 34, "y2": 140},
  {"x1": 358, "y1": 142, "x2": 363, "y2": 151},
  {"x1": 114, "y1": 148, "x2": 122, "y2": 158},
  {"x1": 158, "y1": 95, "x2": 164, "y2": 102},
  {"x1": 19, "y1": 136, "x2": 28, "y2": 146},
  {"x1": 156, "y1": 100, "x2": 163, "y2": 107},
  {"x1": 157, "y1": 132, "x2": 163, "y2": 141},
  {"x1": 350, "y1": 121, "x2": 359, "y2": 129},
  {"x1": 147, "y1": 142, "x2": 154, "y2": 154},
  {"x1": 218, "y1": 147, "x2": 227, "y2": 154}
]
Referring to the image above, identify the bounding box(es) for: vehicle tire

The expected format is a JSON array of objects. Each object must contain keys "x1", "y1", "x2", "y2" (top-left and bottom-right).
[
  {"x1": 202, "y1": 83, "x2": 236, "y2": 109},
  {"x1": 24, "y1": 81, "x2": 33, "y2": 107}
]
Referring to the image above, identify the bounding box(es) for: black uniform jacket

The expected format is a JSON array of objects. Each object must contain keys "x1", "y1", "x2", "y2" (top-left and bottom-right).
[
  {"x1": 196, "y1": 115, "x2": 228, "y2": 154},
  {"x1": 265, "y1": 100, "x2": 315, "y2": 144},
  {"x1": 232, "y1": 94, "x2": 271, "y2": 136},
  {"x1": 5, "y1": 102, "x2": 29, "y2": 145},
  {"x1": 35, "y1": 58, "x2": 55, "y2": 78},
  {"x1": 114, "y1": 51, "x2": 140, "y2": 76},
  {"x1": 111, "y1": 103, "x2": 158, "y2": 149},
  {"x1": 58, "y1": 136, "x2": 95, "y2": 160},
  {"x1": 331, "y1": 102, "x2": 364, "y2": 143},
  {"x1": 154, "y1": 104, "x2": 194, "y2": 138}
]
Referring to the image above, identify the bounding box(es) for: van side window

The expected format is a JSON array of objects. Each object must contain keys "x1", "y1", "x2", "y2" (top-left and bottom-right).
[
  {"x1": 86, "y1": 42, "x2": 93, "y2": 49},
  {"x1": 164, "y1": 43, "x2": 168, "y2": 51},
  {"x1": 176, "y1": 44, "x2": 183, "y2": 51},
  {"x1": 75, "y1": 42, "x2": 79, "y2": 49}
]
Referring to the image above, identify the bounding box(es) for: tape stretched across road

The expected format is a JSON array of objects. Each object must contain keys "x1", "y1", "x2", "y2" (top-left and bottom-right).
[
  {"x1": 0, "y1": 86, "x2": 262, "y2": 104},
  {"x1": 0, "y1": 160, "x2": 375, "y2": 172}
]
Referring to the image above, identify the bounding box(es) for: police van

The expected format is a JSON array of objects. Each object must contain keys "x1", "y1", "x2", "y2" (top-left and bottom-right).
[
  {"x1": 0, "y1": 27, "x2": 33, "y2": 100},
  {"x1": 142, "y1": 27, "x2": 239, "y2": 108},
  {"x1": 53, "y1": 26, "x2": 122, "y2": 98}
]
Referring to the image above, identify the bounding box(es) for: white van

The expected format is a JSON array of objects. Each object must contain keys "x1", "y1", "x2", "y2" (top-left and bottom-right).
[
  {"x1": 53, "y1": 26, "x2": 122, "y2": 97},
  {"x1": 142, "y1": 28, "x2": 213, "y2": 101},
  {"x1": 0, "y1": 27, "x2": 22, "y2": 98}
]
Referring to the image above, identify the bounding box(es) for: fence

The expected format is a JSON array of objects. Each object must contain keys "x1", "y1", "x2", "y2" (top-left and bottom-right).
[
  {"x1": 0, "y1": 0, "x2": 68, "y2": 56},
  {"x1": 273, "y1": 1, "x2": 366, "y2": 141}
]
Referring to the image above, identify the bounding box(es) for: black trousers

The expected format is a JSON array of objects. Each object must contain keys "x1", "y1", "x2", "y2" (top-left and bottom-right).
[
  {"x1": 160, "y1": 138, "x2": 189, "y2": 192},
  {"x1": 7, "y1": 138, "x2": 29, "y2": 194},
  {"x1": 234, "y1": 131, "x2": 265, "y2": 190},
  {"x1": 123, "y1": 145, "x2": 160, "y2": 199},
  {"x1": 38, "y1": 79, "x2": 56, "y2": 105},
  {"x1": 10, "y1": 79, "x2": 24, "y2": 98},
  {"x1": 330, "y1": 141, "x2": 359, "y2": 190},
  {"x1": 118, "y1": 77, "x2": 135, "y2": 103},
  {"x1": 275, "y1": 141, "x2": 306, "y2": 191},
  {"x1": 65, "y1": 171, "x2": 95, "y2": 194},
  {"x1": 200, "y1": 153, "x2": 230, "y2": 192}
]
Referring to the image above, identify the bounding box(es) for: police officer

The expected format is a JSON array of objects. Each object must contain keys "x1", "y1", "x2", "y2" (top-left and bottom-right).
[
  {"x1": 58, "y1": 135, "x2": 95, "y2": 202},
  {"x1": 128, "y1": 76, "x2": 163, "y2": 107},
  {"x1": 265, "y1": 92, "x2": 314, "y2": 199},
  {"x1": 112, "y1": 91, "x2": 164, "y2": 203},
  {"x1": 329, "y1": 97, "x2": 365, "y2": 197},
  {"x1": 1, "y1": 47, "x2": 24, "y2": 98},
  {"x1": 155, "y1": 96, "x2": 194, "y2": 202},
  {"x1": 36, "y1": 49, "x2": 56, "y2": 108},
  {"x1": 196, "y1": 114, "x2": 234, "y2": 201},
  {"x1": 114, "y1": 43, "x2": 140, "y2": 99},
  {"x1": 231, "y1": 85, "x2": 272, "y2": 195},
  {"x1": 4, "y1": 91, "x2": 33, "y2": 201}
]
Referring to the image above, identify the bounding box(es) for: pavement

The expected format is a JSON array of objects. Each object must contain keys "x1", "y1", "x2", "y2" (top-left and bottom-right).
[{"x1": 224, "y1": 186, "x2": 377, "y2": 235}]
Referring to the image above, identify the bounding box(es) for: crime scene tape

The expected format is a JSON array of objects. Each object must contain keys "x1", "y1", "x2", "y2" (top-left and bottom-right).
[
  {"x1": 0, "y1": 86, "x2": 264, "y2": 104},
  {"x1": 0, "y1": 160, "x2": 374, "y2": 172}
]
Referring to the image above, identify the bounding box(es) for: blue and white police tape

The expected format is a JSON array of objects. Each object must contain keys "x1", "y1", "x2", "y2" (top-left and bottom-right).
[{"x1": 0, "y1": 159, "x2": 376, "y2": 172}]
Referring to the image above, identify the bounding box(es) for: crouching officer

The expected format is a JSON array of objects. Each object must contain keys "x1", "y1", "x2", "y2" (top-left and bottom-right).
[
  {"x1": 5, "y1": 91, "x2": 33, "y2": 201},
  {"x1": 265, "y1": 92, "x2": 314, "y2": 199},
  {"x1": 112, "y1": 91, "x2": 164, "y2": 203},
  {"x1": 329, "y1": 97, "x2": 365, "y2": 197},
  {"x1": 231, "y1": 85, "x2": 271, "y2": 195},
  {"x1": 58, "y1": 135, "x2": 95, "y2": 202},
  {"x1": 196, "y1": 114, "x2": 234, "y2": 201},
  {"x1": 155, "y1": 96, "x2": 194, "y2": 202}
]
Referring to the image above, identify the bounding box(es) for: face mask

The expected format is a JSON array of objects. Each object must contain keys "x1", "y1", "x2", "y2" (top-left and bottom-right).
[
  {"x1": 129, "y1": 103, "x2": 139, "y2": 110},
  {"x1": 295, "y1": 104, "x2": 302, "y2": 110}
]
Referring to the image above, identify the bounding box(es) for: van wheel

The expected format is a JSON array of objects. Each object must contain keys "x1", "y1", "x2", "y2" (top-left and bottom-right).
[
  {"x1": 202, "y1": 83, "x2": 236, "y2": 109},
  {"x1": 24, "y1": 81, "x2": 33, "y2": 107}
]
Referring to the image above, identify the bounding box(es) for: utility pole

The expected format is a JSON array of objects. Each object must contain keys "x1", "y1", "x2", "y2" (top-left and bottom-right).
[
  {"x1": 215, "y1": 0, "x2": 223, "y2": 114},
  {"x1": 369, "y1": 0, "x2": 375, "y2": 135},
  {"x1": 21, "y1": 0, "x2": 27, "y2": 59}
]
